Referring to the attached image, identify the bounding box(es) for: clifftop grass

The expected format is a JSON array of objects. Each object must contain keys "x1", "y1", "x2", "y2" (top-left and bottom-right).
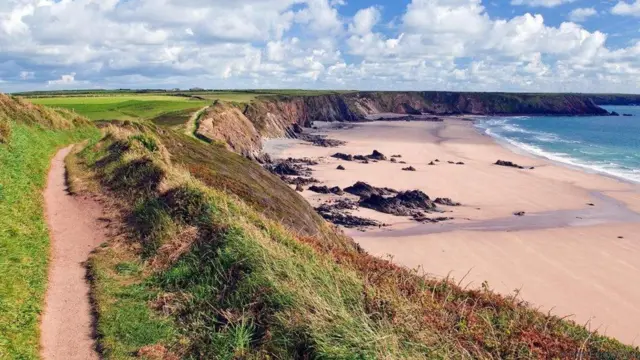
[
  {"x1": 74, "y1": 123, "x2": 640, "y2": 359},
  {"x1": 0, "y1": 94, "x2": 99, "y2": 359}
]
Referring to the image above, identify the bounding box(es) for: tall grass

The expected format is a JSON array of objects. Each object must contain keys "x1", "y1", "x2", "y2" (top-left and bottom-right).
[
  {"x1": 75, "y1": 124, "x2": 640, "y2": 359},
  {"x1": 0, "y1": 94, "x2": 99, "y2": 359}
]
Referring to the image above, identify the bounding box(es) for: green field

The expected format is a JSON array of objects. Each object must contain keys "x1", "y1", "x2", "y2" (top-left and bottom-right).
[{"x1": 28, "y1": 95, "x2": 209, "y2": 122}]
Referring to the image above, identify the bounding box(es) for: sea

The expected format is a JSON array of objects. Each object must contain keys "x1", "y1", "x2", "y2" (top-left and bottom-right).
[{"x1": 475, "y1": 105, "x2": 640, "y2": 183}]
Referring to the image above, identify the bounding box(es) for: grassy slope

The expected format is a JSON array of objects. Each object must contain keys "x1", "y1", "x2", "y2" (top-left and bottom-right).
[
  {"x1": 0, "y1": 94, "x2": 99, "y2": 359},
  {"x1": 28, "y1": 95, "x2": 208, "y2": 122},
  {"x1": 71, "y1": 123, "x2": 640, "y2": 359}
]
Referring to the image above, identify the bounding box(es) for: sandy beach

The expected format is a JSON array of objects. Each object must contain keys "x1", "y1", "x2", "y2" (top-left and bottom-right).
[{"x1": 264, "y1": 119, "x2": 640, "y2": 345}]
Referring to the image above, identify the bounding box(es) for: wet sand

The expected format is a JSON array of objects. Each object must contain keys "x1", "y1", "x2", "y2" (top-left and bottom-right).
[{"x1": 264, "y1": 119, "x2": 640, "y2": 345}]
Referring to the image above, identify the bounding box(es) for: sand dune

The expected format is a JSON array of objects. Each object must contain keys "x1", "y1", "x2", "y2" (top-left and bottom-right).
[{"x1": 264, "y1": 119, "x2": 640, "y2": 345}]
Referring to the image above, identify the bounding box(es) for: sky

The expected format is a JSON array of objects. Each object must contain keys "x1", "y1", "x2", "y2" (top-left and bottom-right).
[{"x1": 0, "y1": 0, "x2": 639, "y2": 93}]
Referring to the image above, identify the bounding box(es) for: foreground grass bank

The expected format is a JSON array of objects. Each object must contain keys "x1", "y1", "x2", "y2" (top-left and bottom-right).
[
  {"x1": 70, "y1": 122, "x2": 640, "y2": 359},
  {"x1": 0, "y1": 94, "x2": 99, "y2": 358}
]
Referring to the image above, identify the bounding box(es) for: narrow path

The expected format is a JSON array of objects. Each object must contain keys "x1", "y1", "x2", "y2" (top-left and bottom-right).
[
  {"x1": 41, "y1": 146, "x2": 104, "y2": 360},
  {"x1": 184, "y1": 105, "x2": 209, "y2": 138}
]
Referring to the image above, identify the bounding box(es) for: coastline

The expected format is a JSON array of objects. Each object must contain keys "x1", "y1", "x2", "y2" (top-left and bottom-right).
[{"x1": 264, "y1": 118, "x2": 640, "y2": 345}]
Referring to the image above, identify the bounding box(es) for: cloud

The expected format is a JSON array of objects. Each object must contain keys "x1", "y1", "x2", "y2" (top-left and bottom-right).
[
  {"x1": 19, "y1": 71, "x2": 35, "y2": 80},
  {"x1": 569, "y1": 7, "x2": 597, "y2": 22},
  {"x1": 348, "y1": 6, "x2": 381, "y2": 36},
  {"x1": 612, "y1": 0, "x2": 640, "y2": 16},
  {"x1": 48, "y1": 73, "x2": 79, "y2": 85},
  {"x1": 0, "y1": 0, "x2": 638, "y2": 93},
  {"x1": 511, "y1": 0, "x2": 576, "y2": 7}
]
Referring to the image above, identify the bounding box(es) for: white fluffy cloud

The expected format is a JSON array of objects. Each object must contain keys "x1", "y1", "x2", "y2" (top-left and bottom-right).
[
  {"x1": 612, "y1": 0, "x2": 640, "y2": 16},
  {"x1": 0, "y1": 0, "x2": 639, "y2": 93},
  {"x1": 569, "y1": 7, "x2": 597, "y2": 22},
  {"x1": 511, "y1": 0, "x2": 576, "y2": 7}
]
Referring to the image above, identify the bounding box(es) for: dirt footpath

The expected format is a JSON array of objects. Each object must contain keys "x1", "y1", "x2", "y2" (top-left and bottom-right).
[{"x1": 41, "y1": 146, "x2": 105, "y2": 360}]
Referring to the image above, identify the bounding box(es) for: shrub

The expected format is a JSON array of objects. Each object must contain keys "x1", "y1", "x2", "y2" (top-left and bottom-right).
[
  {"x1": 130, "y1": 134, "x2": 159, "y2": 152},
  {"x1": 0, "y1": 117, "x2": 10, "y2": 143}
]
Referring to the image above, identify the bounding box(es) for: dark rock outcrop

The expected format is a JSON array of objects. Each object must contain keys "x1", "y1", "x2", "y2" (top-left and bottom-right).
[
  {"x1": 281, "y1": 176, "x2": 319, "y2": 186},
  {"x1": 360, "y1": 190, "x2": 436, "y2": 216},
  {"x1": 332, "y1": 153, "x2": 353, "y2": 161},
  {"x1": 367, "y1": 150, "x2": 387, "y2": 161},
  {"x1": 434, "y1": 198, "x2": 461, "y2": 206},
  {"x1": 336, "y1": 165, "x2": 346, "y2": 170},
  {"x1": 308, "y1": 185, "x2": 344, "y2": 195},
  {"x1": 402, "y1": 166, "x2": 417, "y2": 171},
  {"x1": 495, "y1": 160, "x2": 525, "y2": 169},
  {"x1": 266, "y1": 161, "x2": 312, "y2": 176},
  {"x1": 344, "y1": 181, "x2": 397, "y2": 198}
]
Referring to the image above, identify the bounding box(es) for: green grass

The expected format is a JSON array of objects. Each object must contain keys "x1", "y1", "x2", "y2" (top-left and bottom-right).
[
  {"x1": 28, "y1": 95, "x2": 208, "y2": 122},
  {"x1": 73, "y1": 124, "x2": 640, "y2": 359},
  {"x1": 0, "y1": 122, "x2": 99, "y2": 359}
]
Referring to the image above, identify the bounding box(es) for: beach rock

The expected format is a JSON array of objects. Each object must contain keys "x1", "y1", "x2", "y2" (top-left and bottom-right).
[
  {"x1": 315, "y1": 199, "x2": 379, "y2": 228},
  {"x1": 402, "y1": 166, "x2": 417, "y2": 171},
  {"x1": 367, "y1": 150, "x2": 387, "y2": 161},
  {"x1": 390, "y1": 158, "x2": 397, "y2": 163},
  {"x1": 298, "y1": 133, "x2": 346, "y2": 147},
  {"x1": 428, "y1": 161, "x2": 436, "y2": 166},
  {"x1": 317, "y1": 211, "x2": 381, "y2": 229},
  {"x1": 361, "y1": 159, "x2": 370, "y2": 164},
  {"x1": 448, "y1": 161, "x2": 455, "y2": 164},
  {"x1": 336, "y1": 165, "x2": 346, "y2": 170},
  {"x1": 412, "y1": 212, "x2": 454, "y2": 223},
  {"x1": 514, "y1": 211, "x2": 526, "y2": 217},
  {"x1": 295, "y1": 184, "x2": 304, "y2": 192},
  {"x1": 435, "y1": 159, "x2": 440, "y2": 162},
  {"x1": 360, "y1": 190, "x2": 436, "y2": 216},
  {"x1": 281, "y1": 176, "x2": 319, "y2": 186},
  {"x1": 434, "y1": 198, "x2": 461, "y2": 206},
  {"x1": 618, "y1": 236, "x2": 624, "y2": 239},
  {"x1": 317, "y1": 198, "x2": 359, "y2": 212},
  {"x1": 610, "y1": 111, "x2": 620, "y2": 116},
  {"x1": 286, "y1": 157, "x2": 318, "y2": 165},
  {"x1": 396, "y1": 190, "x2": 436, "y2": 211},
  {"x1": 332, "y1": 153, "x2": 353, "y2": 161},
  {"x1": 308, "y1": 185, "x2": 331, "y2": 194},
  {"x1": 354, "y1": 155, "x2": 367, "y2": 161},
  {"x1": 456, "y1": 162, "x2": 465, "y2": 165},
  {"x1": 587, "y1": 203, "x2": 595, "y2": 206},
  {"x1": 399, "y1": 161, "x2": 407, "y2": 164},
  {"x1": 391, "y1": 154, "x2": 402, "y2": 158},
  {"x1": 344, "y1": 181, "x2": 396, "y2": 198},
  {"x1": 623, "y1": 113, "x2": 633, "y2": 117},
  {"x1": 292, "y1": 123, "x2": 304, "y2": 134},
  {"x1": 308, "y1": 185, "x2": 344, "y2": 195},
  {"x1": 266, "y1": 160, "x2": 312, "y2": 176},
  {"x1": 496, "y1": 160, "x2": 525, "y2": 169}
]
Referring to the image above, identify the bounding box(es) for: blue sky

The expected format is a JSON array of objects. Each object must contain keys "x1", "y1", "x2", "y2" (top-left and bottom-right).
[{"x1": 0, "y1": 0, "x2": 639, "y2": 93}]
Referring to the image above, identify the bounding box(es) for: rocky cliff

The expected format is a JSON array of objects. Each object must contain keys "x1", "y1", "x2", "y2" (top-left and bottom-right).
[{"x1": 194, "y1": 91, "x2": 613, "y2": 157}]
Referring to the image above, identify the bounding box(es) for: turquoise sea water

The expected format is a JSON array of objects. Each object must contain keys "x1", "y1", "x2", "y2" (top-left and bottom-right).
[{"x1": 475, "y1": 105, "x2": 640, "y2": 183}]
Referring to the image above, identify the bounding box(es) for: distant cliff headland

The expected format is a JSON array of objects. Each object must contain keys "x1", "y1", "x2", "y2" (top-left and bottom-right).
[{"x1": 195, "y1": 91, "x2": 636, "y2": 156}]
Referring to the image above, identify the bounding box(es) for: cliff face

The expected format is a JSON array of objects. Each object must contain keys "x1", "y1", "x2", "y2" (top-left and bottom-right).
[
  {"x1": 195, "y1": 91, "x2": 613, "y2": 157},
  {"x1": 195, "y1": 102, "x2": 261, "y2": 156},
  {"x1": 346, "y1": 92, "x2": 610, "y2": 116}
]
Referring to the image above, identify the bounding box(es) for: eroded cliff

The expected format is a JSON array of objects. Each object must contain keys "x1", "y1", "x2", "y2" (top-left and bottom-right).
[{"x1": 195, "y1": 91, "x2": 612, "y2": 157}]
